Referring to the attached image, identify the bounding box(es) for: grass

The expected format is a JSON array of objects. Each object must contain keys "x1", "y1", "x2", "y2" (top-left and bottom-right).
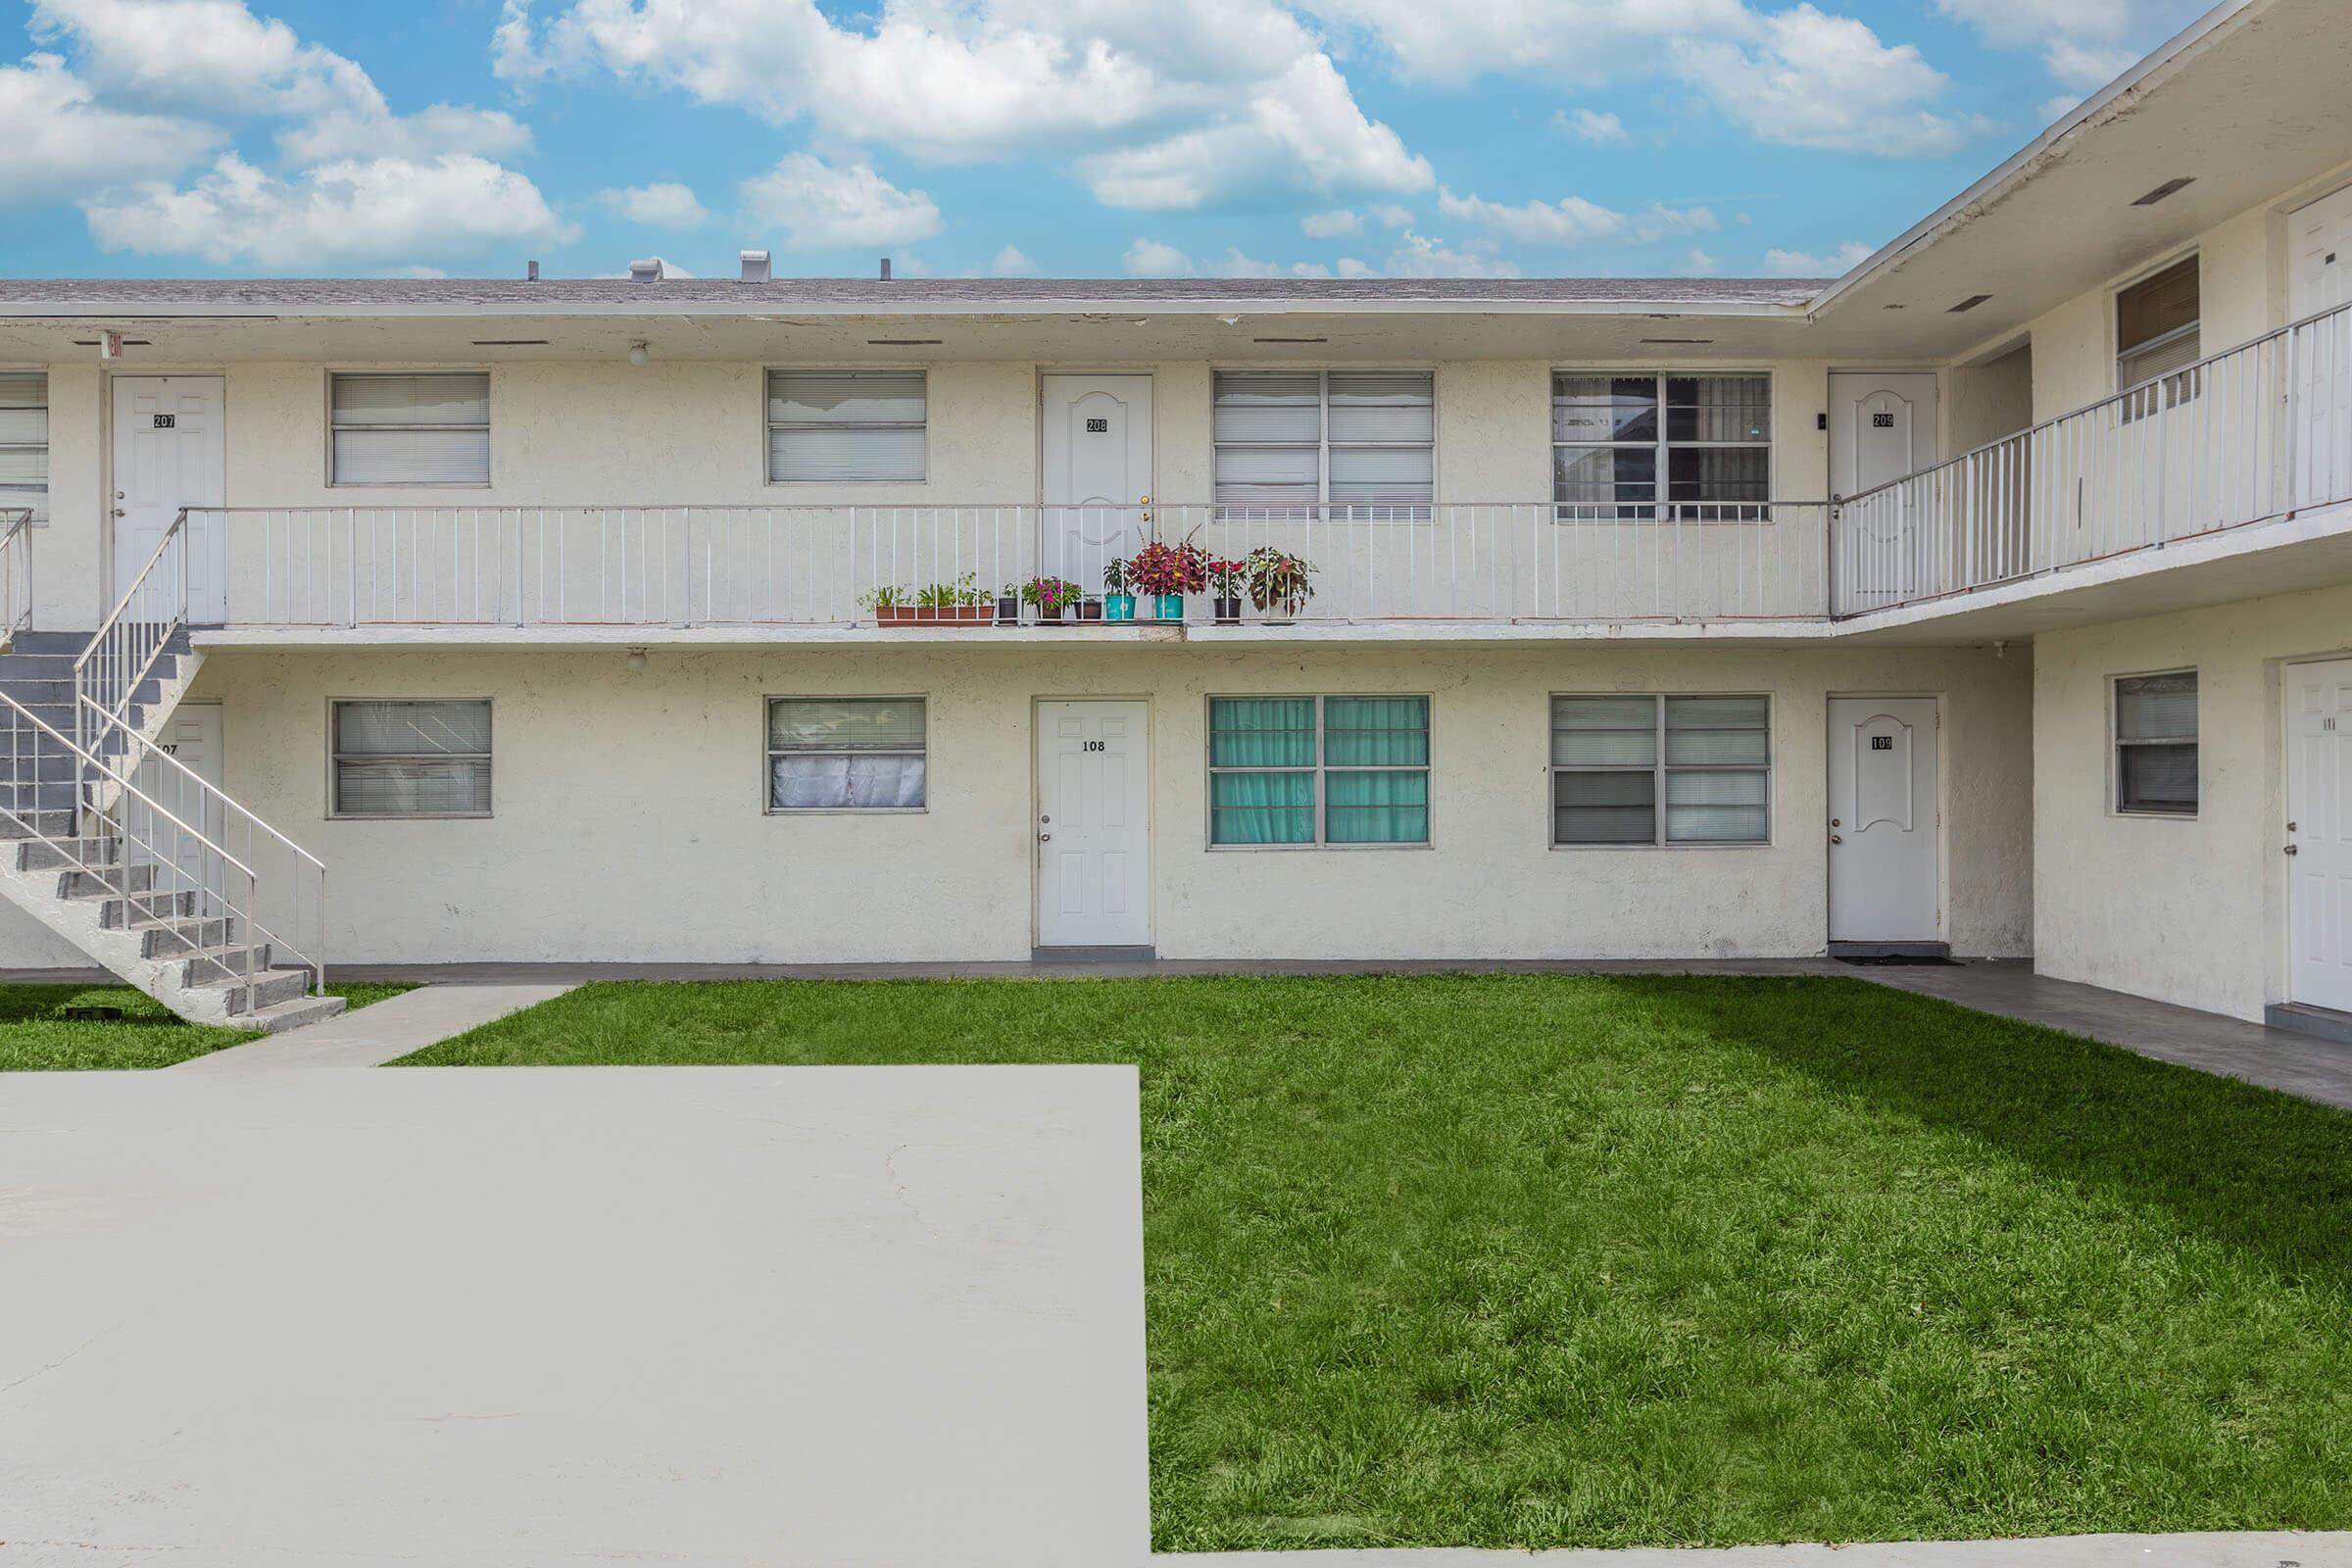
[
  {"x1": 398, "y1": 973, "x2": 2352, "y2": 1552},
  {"x1": 0, "y1": 980, "x2": 414, "y2": 1070}
]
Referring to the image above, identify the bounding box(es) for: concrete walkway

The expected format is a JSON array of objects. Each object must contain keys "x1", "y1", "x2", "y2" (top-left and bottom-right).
[
  {"x1": 1174, "y1": 1534, "x2": 2345, "y2": 1566},
  {"x1": 174, "y1": 980, "x2": 578, "y2": 1071}
]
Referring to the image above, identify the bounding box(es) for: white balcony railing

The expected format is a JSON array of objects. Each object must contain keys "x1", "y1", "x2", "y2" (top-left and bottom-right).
[
  {"x1": 1834, "y1": 298, "x2": 2352, "y2": 614},
  {"x1": 191, "y1": 502, "x2": 1834, "y2": 629}
]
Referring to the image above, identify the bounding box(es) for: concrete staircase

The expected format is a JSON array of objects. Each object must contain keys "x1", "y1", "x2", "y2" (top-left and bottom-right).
[{"x1": 0, "y1": 631, "x2": 343, "y2": 1033}]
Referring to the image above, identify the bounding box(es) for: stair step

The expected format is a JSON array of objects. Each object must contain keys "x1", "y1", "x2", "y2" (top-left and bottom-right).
[
  {"x1": 60, "y1": 861, "x2": 161, "y2": 899},
  {"x1": 18, "y1": 836, "x2": 122, "y2": 871},
  {"x1": 0, "y1": 809, "x2": 81, "y2": 839},
  {"x1": 189, "y1": 966, "x2": 313, "y2": 1013},
  {"x1": 177, "y1": 942, "x2": 275, "y2": 982},
  {"x1": 237, "y1": 993, "x2": 348, "y2": 1036},
  {"x1": 136, "y1": 915, "x2": 235, "y2": 957},
  {"x1": 99, "y1": 888, "x2": 199, "y2": 927}
]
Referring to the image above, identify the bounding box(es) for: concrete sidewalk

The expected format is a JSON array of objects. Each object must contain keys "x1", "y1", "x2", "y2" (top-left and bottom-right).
[
  {"x1": 173, "y1": 980, "x2": 578, "y2": 1071},
  {"x1": 1172, "y1": 1534, "x2": 2346, "y2": 1566}
]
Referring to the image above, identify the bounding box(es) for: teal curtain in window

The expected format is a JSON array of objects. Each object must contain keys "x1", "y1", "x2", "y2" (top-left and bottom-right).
[
  {"x1": 1211, "y1": 769, "x2": 1314, "y2": 844},
  {"x1": 1323, "y1": 696, "x2": 1429, "y2": 765},
  {"x1": 1209, "y1": 697, "x2": 1316, "y2": 765},
  {"x1": 1326, "y1": 768, "x2": 1429, "y2": 844}
]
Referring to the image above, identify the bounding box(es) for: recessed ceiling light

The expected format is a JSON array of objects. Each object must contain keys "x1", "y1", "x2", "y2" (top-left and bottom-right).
[
  {"x1": 866, "y1": 338, "x2": 941, "y2": 346},
  {"x1": 1252, "y1": 336, "x2": 1327, "y2": 344},
  {"x1": 2132, "y1": 177, "x2": 2195, "y2": 207},
  {"x1": 1948, "y1": 294, "x2": 1993, "y2": 313}
]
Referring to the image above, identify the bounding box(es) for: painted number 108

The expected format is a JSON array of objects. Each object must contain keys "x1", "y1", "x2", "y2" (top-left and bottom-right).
[{"x1": 1083, "y1": 740, "x2": 1106, "y2": 752}]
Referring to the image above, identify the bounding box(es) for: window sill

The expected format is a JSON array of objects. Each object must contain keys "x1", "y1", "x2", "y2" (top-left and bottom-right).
[
  {"x1": 1205, "y1": 842, "x2": 1433, "y2": 852},
  {"x1": 764, "y1": 806, "x2": 930, "y2": 816},
  {"x1": 1548, "y1": 841, "x2": 1773, "y2": 851},
  {"x1": 327, "y1": 811, "x2": 493, "y2": 821}
]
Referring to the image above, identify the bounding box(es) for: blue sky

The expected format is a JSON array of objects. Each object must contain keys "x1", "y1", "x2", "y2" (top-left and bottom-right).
[{"x1": 0, "y1": 0, "x2": 2211, "y2": 280}]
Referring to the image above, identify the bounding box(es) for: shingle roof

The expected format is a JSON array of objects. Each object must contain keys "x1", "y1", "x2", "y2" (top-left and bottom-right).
[{"x1": 0, "y1": 275, "x2": 1828, "y2": 315}]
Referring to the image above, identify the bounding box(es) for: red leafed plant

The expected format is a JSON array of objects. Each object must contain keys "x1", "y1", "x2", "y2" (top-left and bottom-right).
[{"x1": 1129, "y1": 538, "x2": 1208, "y2": 596}]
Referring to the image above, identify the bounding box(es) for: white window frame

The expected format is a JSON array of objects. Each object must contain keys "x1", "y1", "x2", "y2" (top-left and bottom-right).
[
  {"x1": 327, "y1": 698, "x2": 493, "y2": 820},
  {"x1": 1550, "y1": 369, "x2": 1774, "y2": 522},
  {"x1": 1211, "y1": 368, "x2": 1436, "y2": 520},
  {"x1": 1203, "y1": 693, "x2": 1433, "y2": 850},
  {"x1": 326, "y1": 370, "x2": 492, "y2": 489},
  {"x1": 2114, "y1": 254, "x2": 2201, "y2": 417},
  {"x1": 1548, "y1": 692, "x2": 1774, "y2": 849},
  {"x1": 0, "y1": 371, "x2": 45, "y2": 528},
  {"x1": 2111, "y1": 668, "x2": 2198, "y2": 818},
  {"x1": 764, "y1": 694, "x2": 929, "y2": 814},
  {"x1": 764, "y1": 368, "x2": 928, "y2": 485}
]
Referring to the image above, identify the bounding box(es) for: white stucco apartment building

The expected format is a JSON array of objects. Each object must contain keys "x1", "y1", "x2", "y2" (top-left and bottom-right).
[{"x1": 0, "y1": 0, "x2": 2347, "y2": 1035}]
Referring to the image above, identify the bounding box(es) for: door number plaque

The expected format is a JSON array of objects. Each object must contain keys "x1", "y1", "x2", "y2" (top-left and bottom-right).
[{"x1": 151, "y1": 414, "x2": 176, "y2": 429}]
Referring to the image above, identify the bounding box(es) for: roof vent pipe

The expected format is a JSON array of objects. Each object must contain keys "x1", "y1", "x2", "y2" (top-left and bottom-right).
[
  {"x1": 740, "y1": 250, "x2": 771, "y2": 283},
  {"x1": 879, "y1": 257, "x2": 892, "y2": 281},
  {"x1": 526, "y1": 260, "x2": 539, "y2": 282},
  {"x1": 629, "y1": 258, "x2": 664, "y2": 282}
]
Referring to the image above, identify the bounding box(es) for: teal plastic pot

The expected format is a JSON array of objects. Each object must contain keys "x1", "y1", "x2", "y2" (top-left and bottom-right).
[
  {"x1": 1152, "y1": 594, "x2": 1185, "y2": 621},
  {"x1": 1103, "y1": 594, "x2": 1136, "y2": 620}
]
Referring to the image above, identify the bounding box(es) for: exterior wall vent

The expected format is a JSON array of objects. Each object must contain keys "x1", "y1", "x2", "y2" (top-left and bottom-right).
[
  {"x1": 629, "y1": 258, "x2": 664, "y2": 283},
  {"x1": 740, "y1": 250, "x2": 771, "y2": 283},
  {"x1": 1948, "y1": 293, "x2": 1993, "y2": 313},
  {"x1": 2132, "y1": 177, "x2": 2196, "y2": 207}
]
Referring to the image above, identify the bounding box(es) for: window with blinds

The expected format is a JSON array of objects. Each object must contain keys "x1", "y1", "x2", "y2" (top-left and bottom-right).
[
  {"x1": 1552, "y1": 372, "x2": 1771, "y2": 519},
  {"x1": 767, "y1": 371, "x2": 926, "y2": 483},
  {"x1": 2116, "y1": 257, "x2": 2200, "y2": 414},
  {"x1": 1212, "y1": 370, "x2": 1434, "y2": 516},
  {"x1": 1550, "y1": 694, "x2": 1770, "y2": 846},
  {"x1": 1207, "y1": 695, "x2": 1429, "y2": 846},
  {"x1": 329, "y1": 373, "x2": 490, "y2": 486},
  {"x1": 2114, "y1": 670, "x2": 2196, "y2": 815},
  {"x1": 767, "y1": 696, "x2": 927, "y2": 810},
  {"x1": 330, "y1": 700, "x2": 492, "y2": 817},
  {"x1": 0, "y1": 373, "x2": 45, "y2": 526}
]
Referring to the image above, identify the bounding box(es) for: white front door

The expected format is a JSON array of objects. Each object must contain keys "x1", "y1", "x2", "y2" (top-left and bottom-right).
[
  {"x1": 111, "y1": 376, "x2": 225, "y2": 623},
  {"x1": 1036, "y1": 699, "x2": 1151, "y2": 948},
  {"x1": 2289, "y1": 184, "x2": 2352, "y2": 509},
  {"x1": 1826, "y1": 696, "x2": 1941, "y2": 944},
  {"x1": 1829, "y1": 371, "x2": 1941, "y2": 607},
  {"x1": 1040, "y1": 374, "x2": 1152, "y2": 599},
  {"x1": 2288, "y1": 658, "x2": 2352, "y2": 1012}
]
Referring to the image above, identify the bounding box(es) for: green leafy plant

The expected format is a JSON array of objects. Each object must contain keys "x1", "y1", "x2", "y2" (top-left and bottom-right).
[
  {"x1": 1102, "y1": 557, "x2": 1133, "y2": 596},
  {"x1": 1245, "y1": 547, "x2": 1315, "y2": 614},
  {"x1": 859, "y1": 583, "x2": 912, "y2": 611},
  {"x1": 1020, "y1": 575, "x2": 1083, "y2": 615},
  {"x1": 915, "y1": 573, "x2": 991, "y2": 609}
]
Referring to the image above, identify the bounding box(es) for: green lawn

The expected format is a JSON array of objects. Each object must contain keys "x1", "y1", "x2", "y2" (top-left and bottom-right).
[
  {"x1": 0, "y1": 980, "x2": 414, "y2": 1070},
  {"x1": 399, "y1": 974, "x2": 2352, "y2": 1552}
]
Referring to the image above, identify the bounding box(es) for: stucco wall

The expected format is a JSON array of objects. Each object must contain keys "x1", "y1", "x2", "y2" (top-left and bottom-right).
[
  {"x1": 2033, "y1": 579, "x2": 2352, "y2": 1021},
  {"x1": 109, "y1": 640, "x2": 2039, "y2": 967}
]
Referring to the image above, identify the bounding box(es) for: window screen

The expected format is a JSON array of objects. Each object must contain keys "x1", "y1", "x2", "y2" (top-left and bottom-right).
[
  {"x1": 2117, "y1": 258, "x2": 2200, "y2": 414},
  {"x1": 331, "y1": 700, "x2": 491, "y2": 816},
  {"x1": 1213, "y1": 370, "x2": 1433, "y2": 515},
  {"x1": 330, "y1": 373, "x2": 490, "y2": 486},
  {"x1": 0, "y1": 373, "x2": 45, "y2": 526},
  {"x1": 1551, "y1": 694, "x2": 1770, "y2": 845},
  {"x1": 1208, "y1": 695, "x2": 1429, "y2": 845},
  {"x1": 767, "y1": 696, "x2": 927, "y2": 809},
  {"x1": 2115, "y1": 671, "x2": 2196, "y2": 815},
  {"x1": 767, "y1": 371, "x2": 926, "y2": 482},
  {"x1": 1553, "y1": 372, "x2": 1770, "y2": 518}
]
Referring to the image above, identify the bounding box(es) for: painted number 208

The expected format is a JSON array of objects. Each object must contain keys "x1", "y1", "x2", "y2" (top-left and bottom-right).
[{"x1": 1083, "y1": 740, "x2": 1106, "y2": 752}]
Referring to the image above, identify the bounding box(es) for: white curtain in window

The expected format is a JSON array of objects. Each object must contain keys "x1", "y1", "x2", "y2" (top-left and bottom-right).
[
  {"x1": 767, "y1": 372, "x2": 925, "y2": 482},
  {"x1": 330, "y1": 374, "x2": 490, "y2": 486}
]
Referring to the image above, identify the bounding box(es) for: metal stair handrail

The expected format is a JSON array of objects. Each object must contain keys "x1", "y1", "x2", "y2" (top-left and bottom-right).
[
  {"x1": 0, "y1": 687, "x2": 269, "y2": 1009},
  {"x1": 76, "y1": 694, "x2": 325, "y2": 999},
  {"x1": 74, "y1": 505, "x2": 188, "y2": 757},
  {"x1": 0, "y1": 509, "x2": 30, "y2": 644}
]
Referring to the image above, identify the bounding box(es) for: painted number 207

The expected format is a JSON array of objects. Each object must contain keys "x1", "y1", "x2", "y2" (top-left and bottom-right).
[{"x1": 1083, "y1": 740, "x2": 1106, "y2": 752}]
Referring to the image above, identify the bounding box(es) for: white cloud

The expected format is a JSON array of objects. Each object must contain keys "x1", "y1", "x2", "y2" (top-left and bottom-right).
[
  {"x1": 1554, "y1": 108, "x2": 1628, "y2": 143},
  {"x1": 2041, "y1": 37, "x2": 2138, "y2": 92},
  {"x1": 0, "y1": 51, "x2": 218, "y2": 204},
  {"x1": 1301, "y1": 208, "x2": 1361, "y2": 238},
  {"x1": 497, "y1": 0, "x2": 1429, "y2": 210},
  {"x1": 1123, "y1": 238, "x2": 1192, "y2": 276},
  {"x1": 1437, "y1": 187, "x2": 1715, "y2": 246},
  {"x1": 1931, "y1": 0, "x2": 2133, "y2": 48},
  {"x1": 82, "y1": 151, "x2": 574, "y2": 269},
  {"x1": 1934, "y1": 0, "x2": 2199, "y2": 95},
  {"x1": 1384, "y1": 229, "x2": 1520, "y2": 278},
  {"x1": 741, "y1": 153, "x2": 941, "y2": 251},
  {"x1": 29, "y1": 0, "x2": 378, "y2": 117},
  {"x1": 1682, "y1": 247, "x2": 1721, "y2": 274},
  {"x1": 1761, "y1": 239, "x2": 1874, "y2": 275},
  {"x1": 1671, "y1": 5, "x2": 1984, "y2": 158},
  {"x1": 1301, "y1": 0, "x2": 1754, "y2": 88},
  {"x1": 598, "y1": 180, "x2": 710, "y2": 226},
  {"x1": 1336, "y1": 257, "x2": 1377, "y2": 278},
  {"x1": 1369, "y1": 202, "x2": 1415, "y2": 229},
  {"x1": 990, "y1": 243, "x2": 1037, "y2": 275},
  {"x1": 278, "y1": 103, "x2": 532, "y2": 165}
]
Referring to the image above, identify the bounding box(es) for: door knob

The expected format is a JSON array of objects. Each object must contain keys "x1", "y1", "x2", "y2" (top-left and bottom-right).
[
  {"x1": 1830, "y1": 834, "x2": 1843, "y2": 845},
  {"x1": 1039, "y1": 833, "x2": 1052, "y2": 843},
  {"x1": 2283, "y1": 844, "x2": 2298, "y2": 856}
]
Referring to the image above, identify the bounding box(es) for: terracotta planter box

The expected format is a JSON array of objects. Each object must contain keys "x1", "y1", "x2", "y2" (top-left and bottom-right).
[{"x1": 874, "y1": 605, "x2": 995, "y2": 627}]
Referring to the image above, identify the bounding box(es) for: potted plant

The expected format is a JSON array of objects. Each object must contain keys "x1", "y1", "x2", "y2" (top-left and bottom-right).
[
  {"x1": 1101, "y1": 557, "x2": 1137, "y2": 621},
  {"x1": 1246, "y1": 547, "x2": 1315, "y2": 622},
  {"x1": 912, "y1": 572, "x2": 993, "y2": 626},
  {"x1": 1130, "y1": 537, "x2": 1207, "y2": 621},
  {"x1": 1206, "y1": 558, "x2": 1248, "y2": 625},
  {"x1": 1020, "y1": 575, "x2": 1082, "y2": 624},
  {"x1": 996, "y1": 585, "x2": 1021, "y2": 625}
]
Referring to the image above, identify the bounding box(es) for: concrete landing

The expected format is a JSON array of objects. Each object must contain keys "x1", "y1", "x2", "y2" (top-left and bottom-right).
[{"x1": 0, "y1": 1064, "x2": 1150, "y2": 1567}]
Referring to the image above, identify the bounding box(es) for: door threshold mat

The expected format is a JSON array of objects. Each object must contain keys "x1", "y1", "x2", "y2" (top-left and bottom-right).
[{"x1": 1837, "y1": 955, "x2": 1964, "y2": 967}]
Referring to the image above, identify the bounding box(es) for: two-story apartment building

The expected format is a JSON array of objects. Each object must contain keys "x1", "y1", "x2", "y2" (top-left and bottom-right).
[{"x1": 0, "y1": 0, "x2": 2345, "y2": 1037}]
